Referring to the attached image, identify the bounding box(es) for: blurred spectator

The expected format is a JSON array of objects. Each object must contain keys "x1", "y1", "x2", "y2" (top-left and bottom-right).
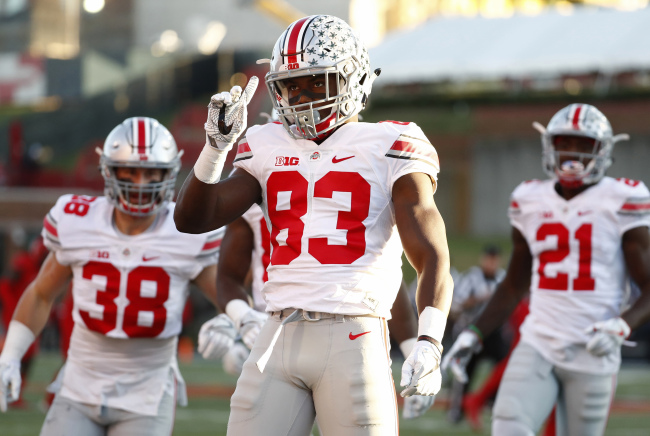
[
  {"x1": 447, "y1": 245, "x2": 508, "y2": 424},
  {"x1": 0, "y1": 236, "x2": 49, "y2": 407}
]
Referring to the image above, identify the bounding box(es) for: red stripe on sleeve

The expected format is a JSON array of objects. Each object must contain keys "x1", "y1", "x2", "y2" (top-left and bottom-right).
[
  {"x1": 138, "y1": 118, "x2": 146, "y2": 155},
  {"x1": 621, "y1": 202, "x2": 650, "y2": 211},
  {"x1": 202, "y1": 239, "x2": 221, "y2": 251},
  {"x1": 390, "y1": 140, "x2": 438, "y2": 164},
  {"x1": 572, "y1": 105, "x2": 582, "y2": 129},
  {"x1": 510, "y1": 201, "x2": 520, "y2": 209},
  {"x1": 237, "y1": 142, "x2": 251, "y2": 154},
  {"x1": 43, "y1": 216, "x2": 58, "y2": 237},
  {"x1": 287, "y1": 17, "x2": 309, "y2": 64}
]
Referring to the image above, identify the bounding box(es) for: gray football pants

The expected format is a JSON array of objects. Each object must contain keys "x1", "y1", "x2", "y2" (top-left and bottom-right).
[
  {"x1": 492, "y1": 341, "x2": 616, "y2": 436},
  {"x1": 227, "y1": 310, "x2": 399, "y2": 436},
  {"x1": 40, "y1": 390, "x2": 175, "y2": 436}
]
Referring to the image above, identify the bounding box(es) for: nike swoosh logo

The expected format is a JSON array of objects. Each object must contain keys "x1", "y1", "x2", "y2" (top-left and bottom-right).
[
  {"x1": 349, "y1": 331, "x2": 371, "y2": 340},
  {"x1": 142, "y1": 255, "x2": 160, "y2": 262},
  {"x1": 332, "y1": 155, "x2": 354, "y2": 164}
]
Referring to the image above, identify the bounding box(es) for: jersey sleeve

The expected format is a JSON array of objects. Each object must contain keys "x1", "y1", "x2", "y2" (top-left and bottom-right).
[
  {"x1": 507, "y1": 182, "x2": 527, "y2": 233},
  {"x1": 232, "y1": 136, "x2": 256, "y2": 178},
  {"x1": 383, "y1": 122, "x2": 440, "y2": 194},
  {"x1": 41, "y1": 195, "x2": 70, "y2": 254},
  {"x1": 616, "y1": 180, "x2": 650, "y2": 235},
  {"x1": 193, "y1": 227, "x2": 224, "y2": 272}
]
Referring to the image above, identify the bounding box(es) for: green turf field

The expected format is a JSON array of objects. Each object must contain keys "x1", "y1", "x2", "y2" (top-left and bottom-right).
[{"x1": 2, "y1": 352, "x2": 649, "y2": 435}]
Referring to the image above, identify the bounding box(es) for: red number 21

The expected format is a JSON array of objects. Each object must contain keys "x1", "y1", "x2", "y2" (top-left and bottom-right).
[{"x1": 537, "y1": 222, "x2": 595, "y2": 291}]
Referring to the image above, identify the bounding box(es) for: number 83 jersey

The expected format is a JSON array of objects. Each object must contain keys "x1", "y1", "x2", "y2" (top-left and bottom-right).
[
  {"x1": 510, "y1": 177, "x2": 650, "y2": 374},
  {"x1": 235, "y1": 121, "x2": 440, "y2": 318}
]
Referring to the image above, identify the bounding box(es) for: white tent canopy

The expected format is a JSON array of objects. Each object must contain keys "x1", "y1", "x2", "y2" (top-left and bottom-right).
[{"x1": 369, "y1": 8, "x2": 650, "y2": 85}]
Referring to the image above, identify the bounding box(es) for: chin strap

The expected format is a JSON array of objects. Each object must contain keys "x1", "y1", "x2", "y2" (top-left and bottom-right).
[
  {"x1": 612, "y1": 133, "x2": 630, "y2": 144},
  {"x1": 532, "y1": 121, "x2": 546, "y2": 135},
  {"x1": 362, "y1": 68, "x2": 382, "y2": 104}
]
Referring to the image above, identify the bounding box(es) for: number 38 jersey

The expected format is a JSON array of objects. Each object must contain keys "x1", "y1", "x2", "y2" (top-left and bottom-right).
[
  {"x1": 41, "y1": 194, "x2": 222, "y2": 415},
  {"x1": 234, "y1": 121, "x2": 440, "y2": 318},
  {"x1": 510, "y1": 177, "x2": 650, "y2": 374}
]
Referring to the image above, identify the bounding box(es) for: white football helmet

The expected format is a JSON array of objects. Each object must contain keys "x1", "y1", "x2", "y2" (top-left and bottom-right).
[
  {"x1": 533, "y1": 104, "x2": 629, "y2": 187},
  {"x1": 262, "y1": 15, "x2": 380, "y2": 140},
  {"x1": 98, "y1": 117, "x2": 182, "y2": 216}
]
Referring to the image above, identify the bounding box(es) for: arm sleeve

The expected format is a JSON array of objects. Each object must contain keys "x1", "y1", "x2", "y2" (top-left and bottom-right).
[
  {"x1": 191, "y1": 227, "x2": 224, "y2": 277},
  {"x1": 508, "y1": 185, "x2": 526, "y2": 234},
  {"x1": 616, "y1": 181, "x2": 650, "y2": 236},
  {"x1": 385, "y1": 123, "x2": 440, "y2": 195},
  {"x1": 41, "y1": 196, "x2": 66, "y2": 254}
]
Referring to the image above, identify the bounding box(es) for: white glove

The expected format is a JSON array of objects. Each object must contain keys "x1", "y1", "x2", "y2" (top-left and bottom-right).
[
  {"x1": 0, "y1": 359, "x2": 21, "y2": 412},
  {"x1": 584, "y1": 317, "x2": 631, "y2": 357},
  {"x1": 198, "y1": 314, "x2": 237, "y2": 360},
  {"x1": 223, "y1": 342, "x2": 250, "y2": 376},
  {"x1": 400, "y1": 340, "x2": 442, "y2": 397},
  {"x1": 239, "y1": 310, "x2": 268, "y2": 350},
  {"x1": 205, "y1": 76, "x2": 259, "y2": 149},
  {"x1": 403, "y1": 393, "x2": 435, "y2": 419},
  {"x1": 441, "y1": 330, "x2": 482, "y2": 384}
]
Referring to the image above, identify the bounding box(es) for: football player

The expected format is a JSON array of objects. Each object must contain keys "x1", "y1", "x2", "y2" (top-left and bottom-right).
[
  {"x1": 0, "y1": 117, "x2": 223, "y2": 435},
  {"x1": 174, "y1": 14, "x2": 453, "y2": 435},
  {"x1": 442, "y1": 104, "x2": 650, "y2": 436}
]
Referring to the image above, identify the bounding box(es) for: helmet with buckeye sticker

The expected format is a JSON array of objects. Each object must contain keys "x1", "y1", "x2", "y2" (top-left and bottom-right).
[{"x1": 262, "y1": 15, "x2": 380, "y2": 141}]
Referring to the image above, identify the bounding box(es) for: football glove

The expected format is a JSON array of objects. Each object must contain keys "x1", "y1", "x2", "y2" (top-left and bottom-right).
[
  {"x1": 403, "y1": 393, "x2": 435, "y2": 419},
  {"x1": 400, "y1": 340, "x2": 442, "y2": 397},
  {"x1": 205, "y1": 76, "x2": 258, "y2": 149},
  {"x1": 584, "y1": 317, "x2": 631, "y2": 357},
  {"x1": 223, "y1": 342, "x2": 250, "y2": 376},
  {"x1": 238, "y1": 309, "x2": 268, "y2": 350},
  {"x1": 0, "y1": 358, "x2": 21, "y2": 412},
  {"x1": 441, "y1": 330, "x2": 482, "y2": 384},
  {"x1": 197, "y1": 314, "x2": 237, "y2": 360}
]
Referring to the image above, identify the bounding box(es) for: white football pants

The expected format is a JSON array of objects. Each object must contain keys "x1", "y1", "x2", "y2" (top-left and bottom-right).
[
  {"x1": 492, "y1": 341, "x2": 616, "y2": 436},
  {"x1": 227, "y1": 309, "x2": 399, "y2": 436},
  {"x1": 40, "y1": 389, "x2": 175, "y2": 436}
]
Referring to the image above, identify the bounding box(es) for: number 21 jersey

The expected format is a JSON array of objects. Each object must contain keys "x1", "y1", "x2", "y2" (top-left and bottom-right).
[{"x1": 510, "y1": 177, "x2": 650, "y2": 374}]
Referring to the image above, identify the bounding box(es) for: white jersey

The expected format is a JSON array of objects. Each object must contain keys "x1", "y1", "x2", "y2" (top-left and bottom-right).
[
  {"x1": 42, "y1": 194, "x2": 223, "y2": 415},
  {"x1": 451, "y1": 266, "x2": 505, "y2": 333},
  {"x1": 234, "y1": 121, "x2": 439, "y2": 318},
  {"x1": 241, "y1": 204, "x2": 270, "y2": 311},
  {"x1": 509, "y1": 177, "x2": 650, "y2": 374}
]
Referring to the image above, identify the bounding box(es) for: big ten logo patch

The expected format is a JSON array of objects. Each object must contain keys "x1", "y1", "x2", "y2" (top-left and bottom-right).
[
  {"x1": 275, "y1": 156, "x2": 300, "y2": 166},
  {"x1": 94, "y1": 250, "x2": 110, "y2": 259}
]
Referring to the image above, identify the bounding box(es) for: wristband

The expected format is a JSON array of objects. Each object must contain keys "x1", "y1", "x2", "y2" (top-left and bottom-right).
[
  {"x1": 193, "y1": 140, "x2": 231, "y2": 184},
  {"x1": 399, "y1": 337, "x2": 417, "y2": 357},
  {"x1": 467, "y1": 324, "x2": 484, "y2": 343},
  {"x1": 417, "y1": 335, "x2": 444, "y2": 356},
  {"x1": 0, "y1": 321, "x2": 35, "y2": 362},
  {"x1": 225, "y1": 299, "x2": 253, "y2": 328},
  {"x1": 417, "y1": 306, "x2": 447, "y2": 344}
]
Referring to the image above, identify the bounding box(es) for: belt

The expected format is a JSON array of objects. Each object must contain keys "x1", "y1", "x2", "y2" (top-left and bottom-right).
[{"x1": 256, "y1": 309, "x2": 379, "y2": 373}]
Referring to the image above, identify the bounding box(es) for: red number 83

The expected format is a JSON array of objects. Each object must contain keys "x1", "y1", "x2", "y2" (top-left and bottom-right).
[{"x1": 266, "y1": 171, "x2": 371, "y2": 265}]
